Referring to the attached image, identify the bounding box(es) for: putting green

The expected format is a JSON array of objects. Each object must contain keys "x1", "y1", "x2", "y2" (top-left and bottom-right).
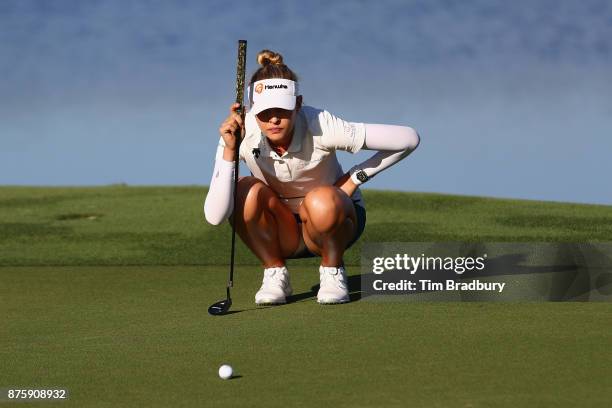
[
  {"x1": 2, "y1": 187, "x2": 612, "y2": 406},
  {"x1": 2, "y1": 265, "x2": 610, "y2": 407}
]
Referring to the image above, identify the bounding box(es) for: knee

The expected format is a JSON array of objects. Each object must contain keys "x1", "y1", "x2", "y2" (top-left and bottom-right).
[
  {"x1": 236, "y1": 177, "x2": 271, "y2": 222},
  {"x1": 302, "y1": 186, "x2": 348, "y2": 232},
  {"x1": 304, "y1": 186, "x2": 343, "y2": 212},
  {"x1": 236, "y1": 176, "x2": 259, "y2": 200}
]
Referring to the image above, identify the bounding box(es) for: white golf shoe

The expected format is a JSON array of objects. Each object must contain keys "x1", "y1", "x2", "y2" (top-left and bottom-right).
[
  {"x1": 317, "y1": 266, "x2": 350, "y2": 304},
  {"x1": 255, "y1": 266, "x2": 292, "y2": 305}
]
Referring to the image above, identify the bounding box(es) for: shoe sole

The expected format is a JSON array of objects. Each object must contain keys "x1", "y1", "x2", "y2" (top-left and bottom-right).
[
  {"x1": 317, "y1": 298, "x2": 350, "y2": 305},
  {"x1": 255, "y1": 300, "x2": 286, "y2": 306},
  {"x1": 255, "y1": 289, "x2": 292, "y2": 306}
]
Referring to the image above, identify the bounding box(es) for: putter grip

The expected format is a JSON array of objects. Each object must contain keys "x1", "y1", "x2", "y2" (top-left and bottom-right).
[{"x1": 235, "y1": 40, "x2": 247, "y2": 115}]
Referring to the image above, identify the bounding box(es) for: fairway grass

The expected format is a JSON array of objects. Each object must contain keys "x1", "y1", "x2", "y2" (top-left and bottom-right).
[{"x1": 1, "y1": 187, "x2": 612, "y2": 407}]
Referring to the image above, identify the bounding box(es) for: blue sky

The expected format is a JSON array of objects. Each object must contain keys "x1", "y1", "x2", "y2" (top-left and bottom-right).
[{"x1": 1, "y1": 0, "x2": 611, "y2": 204}]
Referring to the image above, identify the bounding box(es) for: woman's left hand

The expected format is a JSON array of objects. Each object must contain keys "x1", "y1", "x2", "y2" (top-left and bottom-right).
[{"x1": 334, "y1": 173, "x2": 358, "y2": 197}]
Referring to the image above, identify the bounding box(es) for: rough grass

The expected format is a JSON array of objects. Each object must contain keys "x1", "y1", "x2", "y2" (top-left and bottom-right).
[{"x1": 1, "y1": 186, "x2": 611, "y2": 266}]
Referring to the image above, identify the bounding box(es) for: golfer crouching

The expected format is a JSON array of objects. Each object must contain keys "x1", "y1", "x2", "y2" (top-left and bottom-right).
[{"x1": 204, "y1": 49, "x2": 420, "y2": 305}]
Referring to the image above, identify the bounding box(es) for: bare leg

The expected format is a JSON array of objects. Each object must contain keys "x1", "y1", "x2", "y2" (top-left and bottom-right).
[
  {"x1": 231, "y1": 177, "x2": 299, "y2": 268},
  {"x1": 298, "y1": 186, "x2": 357, "y2": 267}
]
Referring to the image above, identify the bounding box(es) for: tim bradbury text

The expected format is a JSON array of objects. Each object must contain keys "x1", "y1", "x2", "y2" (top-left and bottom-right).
[{"x1": 373, "y1": 279, "x2": 506, "y2": 293}]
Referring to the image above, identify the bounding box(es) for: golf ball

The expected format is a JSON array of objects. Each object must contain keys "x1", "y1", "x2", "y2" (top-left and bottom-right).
[{"x1": 218, "y1": 364, "x2": 233, "y2": 380}]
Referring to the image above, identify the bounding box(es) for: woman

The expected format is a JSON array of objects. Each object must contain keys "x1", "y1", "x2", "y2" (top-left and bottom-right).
[{"x1": 204, "y1": 49, "x2": 420, "y2": 305}]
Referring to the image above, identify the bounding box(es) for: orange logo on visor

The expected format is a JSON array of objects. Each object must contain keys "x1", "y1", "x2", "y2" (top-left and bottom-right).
[{"x1": 255, "y1": 83, "x2": 263, "y2": 94}]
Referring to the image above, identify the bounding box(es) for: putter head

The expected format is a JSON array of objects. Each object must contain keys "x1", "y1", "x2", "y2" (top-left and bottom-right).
[{"x1": 208, "y1": 298, "x2": 232, "y2": 316}]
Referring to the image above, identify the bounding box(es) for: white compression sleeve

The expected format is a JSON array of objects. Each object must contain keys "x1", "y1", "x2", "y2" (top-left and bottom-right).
[
  {"x1": 349, "y1": 124, "x2": 420, "y2": 185},
  {"x1": 203, "y1": 144, "x2": 235, "y2": 225}
]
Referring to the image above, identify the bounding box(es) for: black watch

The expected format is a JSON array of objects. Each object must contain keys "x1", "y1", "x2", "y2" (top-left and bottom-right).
[{"x1": 356, "y1": 170, "x2": 369, "y2": 183}]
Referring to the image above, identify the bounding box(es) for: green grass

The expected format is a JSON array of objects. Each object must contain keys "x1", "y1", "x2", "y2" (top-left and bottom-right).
[
  {"x1": 2, "y1": 186, "x2": 612, "y2": 266},
  {"x1": 1, "y1": 186, "x2": 611, "y2": 407}
]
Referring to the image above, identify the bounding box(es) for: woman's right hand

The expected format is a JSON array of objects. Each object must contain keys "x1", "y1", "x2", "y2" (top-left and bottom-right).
[{"x1": 218, "y1": 103, "x2": 244, "y2": 152}]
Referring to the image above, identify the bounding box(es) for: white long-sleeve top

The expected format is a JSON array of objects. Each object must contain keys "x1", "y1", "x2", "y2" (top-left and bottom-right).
[{"x1": 204, "y1": 106, "x2": 419, "y2": 225}]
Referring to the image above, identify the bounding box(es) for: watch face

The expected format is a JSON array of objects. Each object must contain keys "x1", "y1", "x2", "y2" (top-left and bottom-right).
[{"x1": 356, "y1": 170, "x2": 369, "y2": 183}]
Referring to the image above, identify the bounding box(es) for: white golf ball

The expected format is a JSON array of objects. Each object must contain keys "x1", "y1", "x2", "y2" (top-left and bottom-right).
[{"x1": 218, "y1": 364, "x2": 233, "y2": 380}]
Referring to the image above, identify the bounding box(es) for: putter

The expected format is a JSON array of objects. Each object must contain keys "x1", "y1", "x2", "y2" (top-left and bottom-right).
[{"x1": 208, "y1": 39, "x2": 247, "y2": 316}]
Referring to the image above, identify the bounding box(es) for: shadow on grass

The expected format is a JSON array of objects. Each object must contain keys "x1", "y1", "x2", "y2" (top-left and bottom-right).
[
  {"x1": 286, "y1": 273, "x2": 366, "y2": 304},
  {"x1": 208, "y1": 305, "x2": 276, "y2": 316}
]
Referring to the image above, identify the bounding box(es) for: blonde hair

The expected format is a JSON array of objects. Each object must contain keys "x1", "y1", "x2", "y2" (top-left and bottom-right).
[{"x1": 250, "y1": 49, "x2": 299, "y2": 84}]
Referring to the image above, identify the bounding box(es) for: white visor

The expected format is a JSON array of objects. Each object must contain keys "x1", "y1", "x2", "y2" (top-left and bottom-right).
[{"x1": 248, "y1": 78, "x2": 299, "y2": 115}]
